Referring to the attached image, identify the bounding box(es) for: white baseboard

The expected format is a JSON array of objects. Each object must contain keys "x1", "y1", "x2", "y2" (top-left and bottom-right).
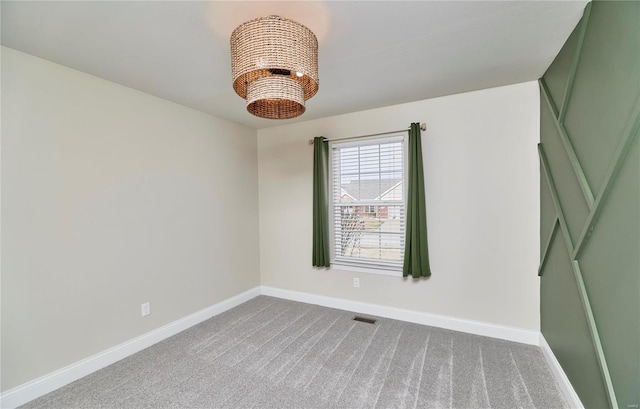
[
  {"x1": 1, "y1": 285, "x2": 549, "y2": 409},
  {"x1": 260, "y1": 286, "x2": 539, "y2": 345},
  {"x1": 0, "y1": 286, "x2": 261, "y2": 409},
  {"x1": 539, "y1": 334, "x2": 584, "y2": 409}
]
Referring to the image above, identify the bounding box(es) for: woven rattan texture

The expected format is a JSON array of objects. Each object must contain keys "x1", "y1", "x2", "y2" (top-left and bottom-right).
[
  {"x1": 230, "y1": 16, "x2": 318, "y2": 100},
  {"x1": 246, "y1": 76, "x2": 305, "y2": 119}
]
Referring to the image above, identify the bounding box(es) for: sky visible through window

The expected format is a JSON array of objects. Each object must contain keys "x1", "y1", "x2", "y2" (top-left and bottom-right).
[
  {"x1": 339, "y1": 143, "x2": 403, "y2": 181},
  {"x1": 338, "y1": 142, "x2": 404, "y2": 202}
]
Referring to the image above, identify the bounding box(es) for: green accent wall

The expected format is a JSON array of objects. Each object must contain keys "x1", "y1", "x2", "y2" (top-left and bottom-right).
[{"x1": 539, "y1": 2, "x2": 640, "y2": 409}]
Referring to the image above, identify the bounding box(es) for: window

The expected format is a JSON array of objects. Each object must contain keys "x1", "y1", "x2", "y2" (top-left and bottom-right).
[{"x1": 330, "y1": 135, "x2": 406, "y2": 273}]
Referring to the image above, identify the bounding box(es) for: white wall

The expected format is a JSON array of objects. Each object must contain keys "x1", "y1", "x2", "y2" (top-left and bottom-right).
[
  {"x1": 258, "y1": 82, "x2": 540, "y2": 331},
  {"x1": 1, "y1": 47, "x2": 260, "y2": 391},
  {"x1": 1, "y1": 46, "x2": 540, "y2": 393}
]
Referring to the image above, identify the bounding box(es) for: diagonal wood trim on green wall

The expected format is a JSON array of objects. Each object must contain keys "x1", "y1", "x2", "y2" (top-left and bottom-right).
[
  {"x1": 538, "y1": 144, "x2": 576, "y2": 254},
  {"x1": 539, "y1": 143, "x2": 619, "y2": 409},
  {"x1": 540, "y1": 79, "x2": 559, "y2": 118},
  {"x1": 539, "y1": 3, "x2": 640, "y2": 408},
  {"x1": 569, "y1": 261, "x2": 619, "y2": 409},
  {"x1": 538, "y1": 217, "x2": 558, "y2": 276},
  {"x1": 540, "y1": 79, "x2": 595, "y2": 210},
  {"x1": 559, "y1": 3, "x2": 592, "y2": 123},
  {"x1": 573, "y1": 97, "x2": 640, "y2": 259}
]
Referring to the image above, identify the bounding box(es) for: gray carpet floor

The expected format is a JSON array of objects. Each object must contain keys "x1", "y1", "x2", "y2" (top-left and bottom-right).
[{"x1": 21, "y1": 296, "x2": 568, "y2": 409}]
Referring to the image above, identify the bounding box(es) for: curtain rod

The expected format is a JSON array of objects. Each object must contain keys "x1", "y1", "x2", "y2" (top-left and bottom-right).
[{"x1": 307, "y1": 123, "x2": 427, "y2": 145}]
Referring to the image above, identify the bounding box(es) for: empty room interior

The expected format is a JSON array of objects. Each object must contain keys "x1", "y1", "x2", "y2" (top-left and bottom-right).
[{"x1": 1, "y1": 1, "x2": 638, "y2": 408}]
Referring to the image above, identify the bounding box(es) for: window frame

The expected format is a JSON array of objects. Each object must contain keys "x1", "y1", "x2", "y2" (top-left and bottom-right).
[{"x1": 328, "y1": 133, "x2": 408, "y2": 276}]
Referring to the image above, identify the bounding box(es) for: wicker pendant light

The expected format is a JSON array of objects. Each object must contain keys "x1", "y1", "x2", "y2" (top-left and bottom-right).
[{"x1": 230, "y1": 16, "x2": 319, "y2": 120}]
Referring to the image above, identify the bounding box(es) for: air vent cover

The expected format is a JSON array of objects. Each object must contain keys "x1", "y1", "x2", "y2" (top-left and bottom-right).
[{"x1": 352, "y1": 316, "x2": 377, "y2": 325}]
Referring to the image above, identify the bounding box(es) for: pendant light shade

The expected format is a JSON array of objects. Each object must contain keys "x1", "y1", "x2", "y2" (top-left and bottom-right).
[{"x1": 230, "y1": 15, "x2": 319, "y2": 119}]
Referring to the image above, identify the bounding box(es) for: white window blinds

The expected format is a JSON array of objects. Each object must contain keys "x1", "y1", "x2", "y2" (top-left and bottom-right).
[{"x1": 331, "y1": 135, "x2": 406, "y2": 271}]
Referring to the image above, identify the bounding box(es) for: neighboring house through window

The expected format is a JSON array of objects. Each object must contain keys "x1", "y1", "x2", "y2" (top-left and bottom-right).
[{"x1": 330, "y1": 134, "x2": 406, "y2": 274}]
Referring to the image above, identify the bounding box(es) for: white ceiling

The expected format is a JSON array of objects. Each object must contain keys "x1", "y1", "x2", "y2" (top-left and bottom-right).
[{"x1": 1, "y1": 1, "x2": 588, "y2": 129}]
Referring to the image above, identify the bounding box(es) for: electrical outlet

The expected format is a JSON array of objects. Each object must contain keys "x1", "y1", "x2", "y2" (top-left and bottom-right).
[
  {"x1": 141, "y1": 302, "x2": 150, "y2": 317},
  {"x1": 353, "y1": 278, "x2": 360, "y2": 288}
]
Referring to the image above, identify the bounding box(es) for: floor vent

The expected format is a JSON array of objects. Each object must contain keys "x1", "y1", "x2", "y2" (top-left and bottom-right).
[{"x1": 352, "y1": 316, "x2": 377, "y2": 325}]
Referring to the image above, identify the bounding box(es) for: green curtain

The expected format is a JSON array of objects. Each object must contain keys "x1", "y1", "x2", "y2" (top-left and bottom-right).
[
  {"x1": 312, "y1": 136, "x2": 330, "y2": 267},
  {"x1": 403, "y1": 123, "x2": 431, "y2": 278}
]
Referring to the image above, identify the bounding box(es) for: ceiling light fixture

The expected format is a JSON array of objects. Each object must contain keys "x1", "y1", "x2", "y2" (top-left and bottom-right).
[{"x1": 230, "y1": 16, "x2": 319, "y2": 120}]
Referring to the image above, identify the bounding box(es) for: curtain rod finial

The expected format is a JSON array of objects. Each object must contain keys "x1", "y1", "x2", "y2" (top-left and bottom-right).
[{"x1": 420, "y1": 123, "x2": 427, "y2": 131}]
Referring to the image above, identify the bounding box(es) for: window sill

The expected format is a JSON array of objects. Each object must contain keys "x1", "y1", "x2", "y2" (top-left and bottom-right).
[{"x1": 330, "y1": 263, "x2": 402, "y2": 277}]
